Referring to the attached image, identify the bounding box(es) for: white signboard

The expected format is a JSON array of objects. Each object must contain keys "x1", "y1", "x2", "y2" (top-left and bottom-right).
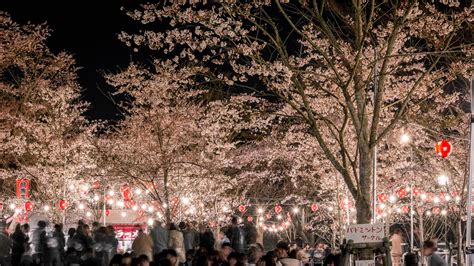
[
  {"x1": 346, "y1": 223, "x2": 384, "y2": 243},
  {"x1": 355, "y1": 260, "x2": 375, "y2": 266}
]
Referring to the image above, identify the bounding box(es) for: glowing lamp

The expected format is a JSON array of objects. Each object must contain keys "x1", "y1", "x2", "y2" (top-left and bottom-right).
[
  {"x1": 274, "y1": 204, "x2": 282, "y2": 214},
  {"x1": 59, "y1": 199, "x2": 67, "y2": 210},
  {"x1": 377, "y1": 194, "x2": 388, "y2": 203},
  {"x1": 24, "y1": 201, "x2": 33, "y2": 212},
  {"x1": 435, "y1": 140, "x2": 452, "y2": 158},
  {"x1": 397, "y1": 188, "x2": 407, "y2": 198},
  {"x1": 432, "y1": 207, "x2": 441, "y2": 215}
]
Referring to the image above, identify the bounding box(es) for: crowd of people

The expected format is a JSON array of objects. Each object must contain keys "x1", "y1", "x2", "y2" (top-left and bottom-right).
[{"x1": 0, "y1": 217, "x2": 338, "y2": 266}]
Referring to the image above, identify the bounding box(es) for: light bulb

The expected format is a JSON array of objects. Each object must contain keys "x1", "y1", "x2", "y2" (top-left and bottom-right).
[
  {"x1": 78, "y1": 203, "x2": 85, "y2": 210},
  {"x1": 43, "y1": 205, "x2": 50, "y2": 211},
  {"x1": 148, "y1": 218, "x2": 154, "y2": 225},
  {"x1": 292, "y1": 207, "x2": 299, "y2": 214},
  {"x1": 389, "y1": 195, "x2": 397, "y2": 203},
  {"x1": 437, "y1": 175, "x2": 449, "y2": 186},
  {"x1": 181, "y1": 197, "x2": 190, "y2": 205},
  {"x1": 400, "y1": 133, "x2": 410, "y2": 144},
  {"x1": 257, "y1": 208, "x2": 263, "y2": 214}
]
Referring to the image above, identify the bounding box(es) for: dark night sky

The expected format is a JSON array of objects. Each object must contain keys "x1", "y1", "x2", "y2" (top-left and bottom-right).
[{"x1": 1, "y1": 0, "x2": 142, "y2": 121}]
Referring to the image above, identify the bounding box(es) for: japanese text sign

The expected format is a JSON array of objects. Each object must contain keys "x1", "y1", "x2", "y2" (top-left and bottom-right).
[{"x1": 346, "y1": 223, "x2": 384, "y2": 243}]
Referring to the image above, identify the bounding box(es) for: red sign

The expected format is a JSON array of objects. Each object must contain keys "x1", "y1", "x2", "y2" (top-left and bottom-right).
[
  {"x1": 16, "y1": 179, "x2": 30, "y2": 199},
  {"x1": 113, "y1": 225, "x2": 139, "y2": 241}
]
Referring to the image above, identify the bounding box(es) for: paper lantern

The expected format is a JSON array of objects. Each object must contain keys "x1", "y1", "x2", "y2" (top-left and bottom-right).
[
  {"x1": 311, "y1": 203, "x2": 319, "y2": 212},
  {"x1": 432, "y1": 207, "x2": 441, "y2": 215},
  {"x1": 377, "y1": 194, "x2": 388, "y2": 203},
  {"x1": 105, "y1": 209, "x2": 111, "y2": 216},
  {"x1": 435, "y1": 140, "x2": 452, "y2": 158},
  {"x1": 238, "y1": 205, "x2": 246, "y2": 213},
  {"x1": 120, "y1": 185, "x2": 132, "y2": 201},
  {"x1": 274, "y1": 204, "x2": 282, "y2": 214},
  {"x1": 24, "y1": 201, "x2": 33, "y2": 212},
  {"x1": 247, "y1": 216, "x2": 253, "y2": 222},
  {"x1": 397, "y1": 188, "x2": 407, "y2": 198},
  {"x1": 266, "y1": 213, "x2": 272, "y2": 220},
  {"x1": 92, "y1": 181, "x2": 101, "y2": 190},
  {"x1": 413, "y1": 188, "x2": 421, "y2": 196},
  {"x1": 59, "y1": 199, "x2": 67, "y2": 210},
  {"x1": 401, "y1": 206, "x2": 410, "y2": 214}
]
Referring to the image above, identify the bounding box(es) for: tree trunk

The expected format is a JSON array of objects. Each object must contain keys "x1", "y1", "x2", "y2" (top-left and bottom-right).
[
  {"x1": 356, "y1": 148, "x2": 373, "y2": 224},
  {"x1": 163, "y1": 168, "x2": 171, "y2": 224}
]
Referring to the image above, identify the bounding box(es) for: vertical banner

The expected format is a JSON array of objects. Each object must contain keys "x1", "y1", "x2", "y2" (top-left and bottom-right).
[{"x1": 16, "y1": 179, "x2": 30, "y2": 199}]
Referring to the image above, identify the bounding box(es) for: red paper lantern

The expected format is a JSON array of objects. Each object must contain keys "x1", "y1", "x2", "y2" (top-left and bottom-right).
[
  {"x1": 59, "y1": 199, "x2": 67, "y2": 210},
  {"x1": 274, "y1": 204, "x2": 282, "y2": 214},
  {"x1": 92, "y1": 181, "x2": 101, "y2": 190},
  {"x1": 427, "y1": 193, "x2": 434, "y2": 202},
  {"x1": 401, "y1": 206, "x2": 410, "y2": 214},
  {"x1": 397, "y1": 188, "x2": 407, "y2": 198},
  {"x1": 413, "y1": 188, "x2": 421, "y2": 196},
  {"x1": 238, "y1": 205, "x2": 246, "y2": 213},
  {"x1": 24, "y1": 201, "x2": 33, "y2": 212},
  {"x1": 435, "y1": 140, "x2": 452, "y2": 158},
  {"x1": 105, "y1": 209, "x2": 111, "y2": 216},
  {"x1": 247, "y1": 216, "x2": 253, "y2": 222},
  {"x1": 432, "y1": 207, "x2": 441, "y2": 215},
  {"x1": 377, "y1": 194, "x2": 388, "y2": 203},
  {"x1": 311, "y1": 203, "x2": 319, "y2": 212},
  {"x1": 120, "y1": 185, "x2": 132, "y2": 201}
]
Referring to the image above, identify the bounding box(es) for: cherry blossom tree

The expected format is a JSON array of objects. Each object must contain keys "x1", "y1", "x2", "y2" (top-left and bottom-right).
[
  {"x1": 0, "y1": 13, "x2": 95, "y2": 222},
  {"x1": 120, "y1": 1, "x2": 473, "y2": 223}
]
